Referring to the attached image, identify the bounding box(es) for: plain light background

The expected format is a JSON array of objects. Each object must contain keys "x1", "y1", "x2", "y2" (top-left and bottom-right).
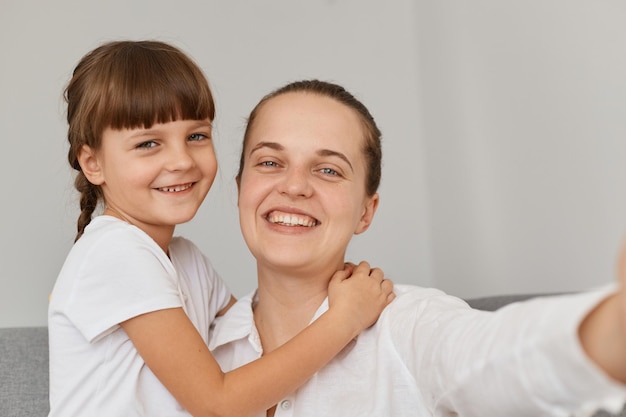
[{"x1": 1, "y1": 1, "x2": 625, "y2": 328}]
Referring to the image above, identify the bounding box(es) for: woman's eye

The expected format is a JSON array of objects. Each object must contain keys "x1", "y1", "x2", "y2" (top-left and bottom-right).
[
  {"x1": 320, "y1": 167, "x2": 339, "y2": 176},
  {"x1": 260, "y1": 160, "x2": 279, "y2": 167},
  {"x1": 188, "y1": 133, "x2": 208, "y2": 142},
  {"x1": 136, "y1": 141, "x2": 157, "y2": 149}
]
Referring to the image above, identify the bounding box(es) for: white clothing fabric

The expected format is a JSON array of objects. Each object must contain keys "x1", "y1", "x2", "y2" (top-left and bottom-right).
[
  {"x1": 48, "y1": 216, "x2": 232, "y2": 417},
  {"x1": 210, "y1": 284, "x2": 626, "y2": 417}
]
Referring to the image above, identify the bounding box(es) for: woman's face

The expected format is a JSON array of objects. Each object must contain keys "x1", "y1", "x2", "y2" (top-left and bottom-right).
[{"x1": 237, "y1": 92, "x2": 379, "y2": 274}]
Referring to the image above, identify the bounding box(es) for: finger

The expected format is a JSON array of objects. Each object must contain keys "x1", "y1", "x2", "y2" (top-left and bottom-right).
[
  {"x1": 368, "y1": 267, "x2": 384, "y2": 282},
  {"x1": 344, "y1": 261, "x2": 357, "y2": 269},
  {"x1": 387, "y1": 291, "x2": 396, "y2": 304},
  {"x1": 342, "y1": 262, "x2": 356, "y2": 276},
  {"x1": 355, "y1": 260, "x2": 371, "y2": 272},
  {"x1": 330, "y1": 267, "x2": 352, "y2": 285},
  {"x1": 381, "y1": 278, "x2": 394, "y2": 294}
]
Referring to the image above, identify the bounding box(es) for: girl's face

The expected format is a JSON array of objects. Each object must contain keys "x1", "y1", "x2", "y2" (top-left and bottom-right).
[
  {"x1": 238, "y1": 93, "x2": 378, "y2": 274},
  {"x1": 79, "y1": 119, "x2": 217, "y2": 242}
]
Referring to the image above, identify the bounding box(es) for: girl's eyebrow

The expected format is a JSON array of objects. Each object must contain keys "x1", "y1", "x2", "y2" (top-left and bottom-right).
[
  {"x1": 188, "y1": 120, "x2": 213, "y2": 130},
  {"x1": 128, "y1": 120, "x2": 212, "y2": 139},
  {"x1": 128, "y1": 130, "x2": 157, "y2": 139}
]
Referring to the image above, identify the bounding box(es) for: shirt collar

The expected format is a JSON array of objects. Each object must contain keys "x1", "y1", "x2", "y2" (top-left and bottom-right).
[
  {"x1": 209, "y1": 290, "x2": 258, "y2": 351},
  {"x1": 209, "y1": 290, "x2": 330, "y2": 351}
]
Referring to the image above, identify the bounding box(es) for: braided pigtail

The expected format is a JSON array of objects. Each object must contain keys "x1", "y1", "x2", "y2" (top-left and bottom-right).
[{"x1": 73, "y1": 171, "x2": 101, "y2": 242}]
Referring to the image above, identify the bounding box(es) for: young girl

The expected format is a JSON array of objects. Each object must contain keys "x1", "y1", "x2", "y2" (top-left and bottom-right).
[{"x1": 47, "y1": 41, "x2": 395, "y2": 417}]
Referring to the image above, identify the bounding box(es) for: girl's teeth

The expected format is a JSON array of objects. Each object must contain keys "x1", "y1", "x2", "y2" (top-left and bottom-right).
[{"x1": 159, "y1": 183, "x2": 192, "y2": 192}]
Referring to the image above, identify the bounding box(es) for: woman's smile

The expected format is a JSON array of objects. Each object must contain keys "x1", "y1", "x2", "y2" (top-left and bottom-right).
[{"x1": 265, "y1": 210, "x2": 319, "y2": 227}]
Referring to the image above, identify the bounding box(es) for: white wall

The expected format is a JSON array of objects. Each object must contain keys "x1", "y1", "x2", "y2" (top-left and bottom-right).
[
  {"x1": 0, "y1": 0, "x2": 428, "y2": 327},
  {"x1": 414, "y1": 1, "x2": 626, "y2": 297},
  {"x1": 2, "y1": 1, "x2": 624, "y2": 328}
]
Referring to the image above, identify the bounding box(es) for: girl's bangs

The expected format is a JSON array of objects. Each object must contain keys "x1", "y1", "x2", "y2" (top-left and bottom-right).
[{"x1": 104, "y1": 49, "x2": 215, "y2": 130}]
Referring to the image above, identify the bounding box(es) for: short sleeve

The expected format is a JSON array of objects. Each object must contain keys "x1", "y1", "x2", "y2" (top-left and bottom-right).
[
  {"x1": 67, "y1": 229, "x2": 182, "y2": 342},
  {"x1": 169, "y1": 237, "x2": 232, "y2": 322}
]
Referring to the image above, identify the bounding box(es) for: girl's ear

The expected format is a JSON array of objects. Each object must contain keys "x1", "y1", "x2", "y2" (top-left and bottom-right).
[
  {"x1": 355, "y1": 193, "x2": 379, "y2": 235},
  {"x1": 77, "y1": 144, "x2": 105, "y2": 185}
]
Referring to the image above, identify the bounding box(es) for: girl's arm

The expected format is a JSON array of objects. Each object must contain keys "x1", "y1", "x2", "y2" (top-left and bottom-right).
[
  {"x1": 216, "y1": 295, "x2": 237, "y2": 317},
  {"x1": 121, "y1": 261, "x2": 394, "y2": 417}
]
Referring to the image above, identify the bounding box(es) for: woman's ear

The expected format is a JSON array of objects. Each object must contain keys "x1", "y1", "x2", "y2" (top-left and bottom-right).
[
  {"x1": 355, "y1": 193, "x2": 379, "y2": 235},
  {"x1": 235, "y1": 176, "x2": 241, "y2": 206},
  {"x1": 77, "y1": 144, "x2": 105, "y2": 185}
]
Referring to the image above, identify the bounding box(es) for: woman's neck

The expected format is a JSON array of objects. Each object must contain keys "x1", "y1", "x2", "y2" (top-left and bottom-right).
[{"x1": 253, "y1": 264, "x2": 339, "y2": 353}]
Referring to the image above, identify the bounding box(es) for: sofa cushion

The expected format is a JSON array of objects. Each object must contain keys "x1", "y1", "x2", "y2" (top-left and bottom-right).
[{"x1": 0, "y1": 327, "x2": 49, "y2": 417}]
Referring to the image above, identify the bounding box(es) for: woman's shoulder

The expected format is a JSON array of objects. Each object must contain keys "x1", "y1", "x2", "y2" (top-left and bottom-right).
[{"x1": 385, "y1": 284, "x2": 471, "y2": 316}]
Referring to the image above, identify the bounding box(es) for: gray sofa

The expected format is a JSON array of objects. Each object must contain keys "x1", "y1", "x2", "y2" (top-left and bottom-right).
[
  {"x1": 1, "y1": 327, "x2": 49, "y2": 417},
  {"x1": 0, "y1": 294, "x2": 623, "y2": 417}
]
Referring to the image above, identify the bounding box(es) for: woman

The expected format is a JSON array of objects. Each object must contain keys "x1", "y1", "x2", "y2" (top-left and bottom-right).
[{"x1": 210, "y1": 80, "x2": 626, "y2": 416}]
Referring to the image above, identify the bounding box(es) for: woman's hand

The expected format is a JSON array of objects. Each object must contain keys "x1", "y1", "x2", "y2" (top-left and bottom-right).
[{"x1": 578, "y1": 244, "x2": 626, "y2": 383}]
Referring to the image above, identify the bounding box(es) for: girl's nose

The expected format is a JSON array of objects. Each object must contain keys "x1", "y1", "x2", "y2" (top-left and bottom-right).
[
  {"x1": 278, "y1": 167, "x2": 313, "y2": 198},
  {"x1": 165, "y1": 144, "x2": 194, "y2": 171}
]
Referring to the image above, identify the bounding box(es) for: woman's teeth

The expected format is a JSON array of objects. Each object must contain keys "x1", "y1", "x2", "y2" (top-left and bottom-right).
[{"x1": 267, "y1": 212, "x2": 318, "y2": 227}]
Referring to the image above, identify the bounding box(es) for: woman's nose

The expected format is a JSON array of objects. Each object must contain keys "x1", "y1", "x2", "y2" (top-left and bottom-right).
[{"x1": 278, "y1": 167, "x2": 313, "y2": 198}]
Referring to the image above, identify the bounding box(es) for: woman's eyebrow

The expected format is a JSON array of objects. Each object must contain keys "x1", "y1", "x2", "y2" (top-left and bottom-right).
[
  {"x1": 248, "y1": 141, "x2": 284, "y2": 157},
  {"x1": 248, "y1": 142, "x2": 353, "y2": 172},
  {"x1": 317, "y1": 149, "x2": 353, "y2": 172}
]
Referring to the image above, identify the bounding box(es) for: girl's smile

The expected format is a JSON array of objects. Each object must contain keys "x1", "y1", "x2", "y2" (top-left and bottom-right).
[
  {"x1": 155, "y1": 182, "x2": 194, "y2": 193},
  {"x1": 79, "y1": 118, "x2": 217, "y2": 250}
]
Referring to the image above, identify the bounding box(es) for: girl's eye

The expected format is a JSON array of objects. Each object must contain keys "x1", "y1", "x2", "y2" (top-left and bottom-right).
[
  {"x1": 320, "y1": 167, "x2": 339, "y2": 176},
  {"x1": 188, "y1": 133, "x2": 208, "y2": 142},
  {"x1": 136, "y1": 141, "x2": 157, "y2": 149}
]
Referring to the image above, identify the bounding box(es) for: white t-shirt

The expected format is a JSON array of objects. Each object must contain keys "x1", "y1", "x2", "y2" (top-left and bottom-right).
[
  {"x1": 48, "y1": 216, "x2": 232, "y2": 417},
  {"x1": 210, "y1": 285, "x2": 626, "y2": 417}
]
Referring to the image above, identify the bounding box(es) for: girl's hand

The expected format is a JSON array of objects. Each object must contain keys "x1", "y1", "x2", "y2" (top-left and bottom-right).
[{"x1": 327, "y1": 261, "x2": 395, "y2": 337}]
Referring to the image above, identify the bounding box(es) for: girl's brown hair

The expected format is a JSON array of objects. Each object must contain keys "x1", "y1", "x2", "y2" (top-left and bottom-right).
[
  {"x1": 238, "y1": 80, "x2": 382, "y2": 196},
  {"x1": 65, "y1": 40, "x2": 215, "y2": 241}
]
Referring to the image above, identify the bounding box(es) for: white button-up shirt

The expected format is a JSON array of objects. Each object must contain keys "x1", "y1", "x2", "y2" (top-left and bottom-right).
[{"x1": 210, "y1": 285, "x2": 626, "y2": 417}]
